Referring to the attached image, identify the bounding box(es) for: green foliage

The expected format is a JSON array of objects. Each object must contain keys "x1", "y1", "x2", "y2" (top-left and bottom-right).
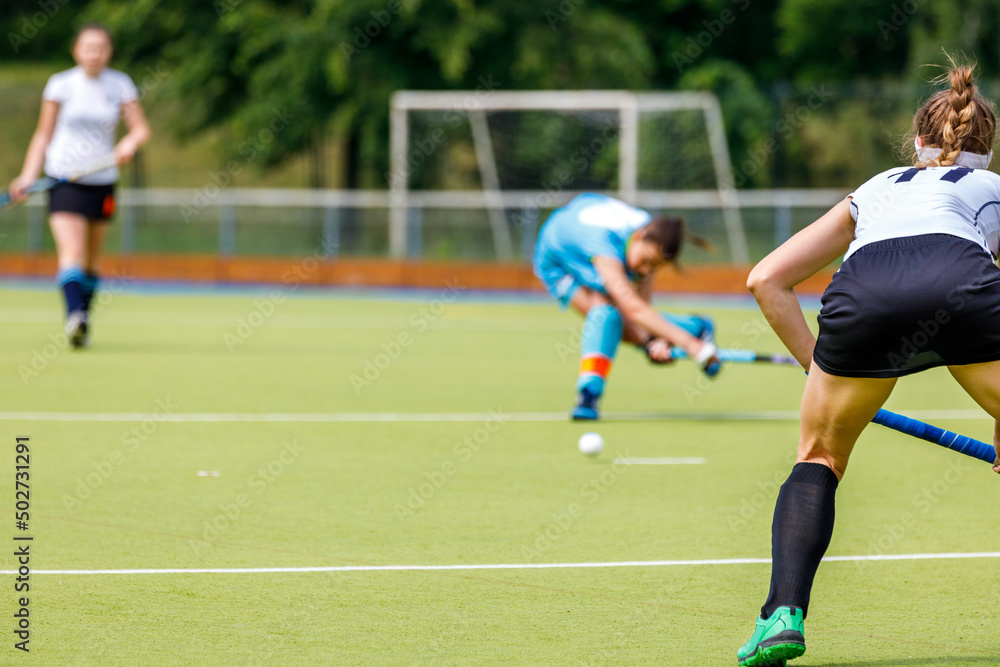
[
  {"x1": 0, "y1": 0, "x2": 87, "y2": 60},
  {"x1": 679, "y1": 59, "x2": 772, "y2": 187},
  {"x1": 513, "y1": 8, "x2": 654, "y2": 89},
  {"x1": 776, "y1": 0, "x2": 910, "y2": 82},
  {"x1": 3, "y1": 0, "x2": 997, "y2": 187},
  {"x1": 87, "y1": 0, "x2": 337, "y2": 167},
  {"x1": 904, "y1": 4, "x2": 1000, "y2": 80}
]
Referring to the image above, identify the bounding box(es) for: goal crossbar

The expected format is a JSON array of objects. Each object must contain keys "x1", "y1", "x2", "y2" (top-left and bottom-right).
[
  {"x1": 392, "y1": 90, "x2": 718, "y2": 112},
  {"x1": 389, "y1": 90, "x2": 749, "y2": 263}
]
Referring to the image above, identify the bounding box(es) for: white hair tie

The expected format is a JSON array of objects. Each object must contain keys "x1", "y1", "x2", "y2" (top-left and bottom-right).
[{"x1": 915, "y1": 138, "x2": 993, "y2": 169}]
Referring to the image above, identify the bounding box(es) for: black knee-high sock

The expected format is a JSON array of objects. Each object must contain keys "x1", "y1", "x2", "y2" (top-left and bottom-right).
[
  {"x1": 81, "y1": 271, "x2": 99, "y2": 313},
  {"x1": 57, "y1": 267, "x2": 86, "y2": 316},
  {"x1": 761, "y1": 462, "x2": 839, "y2": 619}
]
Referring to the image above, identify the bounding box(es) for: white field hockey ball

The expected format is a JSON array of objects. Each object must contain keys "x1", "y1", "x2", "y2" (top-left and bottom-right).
[{"x1": 578, "y1": 432, "x2": 604, "y2": 455}]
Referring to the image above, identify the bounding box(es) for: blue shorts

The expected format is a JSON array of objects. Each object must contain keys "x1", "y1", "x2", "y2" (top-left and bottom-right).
[{"x1": 533, "y1": 247, "x2": 605, "y2": 308}]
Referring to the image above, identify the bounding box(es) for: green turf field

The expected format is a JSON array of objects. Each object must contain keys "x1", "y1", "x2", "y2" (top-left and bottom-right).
[{"x1": 1, "y1": 284, "x2": 998, "y2": 665}]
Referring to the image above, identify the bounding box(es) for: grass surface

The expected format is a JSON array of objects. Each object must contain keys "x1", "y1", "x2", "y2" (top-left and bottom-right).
[{"x1": 0, "y1": 285, "x2": 997, "y2": 665}]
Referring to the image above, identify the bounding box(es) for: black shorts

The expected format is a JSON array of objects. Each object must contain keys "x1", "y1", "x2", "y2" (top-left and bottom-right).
[
  {"x1": 49, "y1": 182, "x2": 116, "y2": 222},
  {"x1": 814, "y1": 234, "x2": 1000, "y2": 378}
]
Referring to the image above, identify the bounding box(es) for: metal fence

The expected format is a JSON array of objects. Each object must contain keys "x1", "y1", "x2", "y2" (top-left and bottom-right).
[{"x1": 0, "y1": 188, "x2": 846, "y2": 263}]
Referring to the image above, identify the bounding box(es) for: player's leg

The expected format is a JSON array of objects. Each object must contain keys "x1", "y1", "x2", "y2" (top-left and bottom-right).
[
  {"x1": 796, "y1": 366, "x2": 897, "y2": 477},
  {"x1": 566, "y1": 293, "x2": 710, "y2": 417},
  {"x1": 568, "y1": 287, "x2": 622, "y2": 420},
  {"x1": 533, "y1": 252, "x2": 620, "y2": 420},
  {"x1": 49, "y1": 211, "x2": 90, "y2": 346},
  {"x1": 947, "y1": 361, "x2": 1000, "y2": 469},
  {"x1": 738, "y1": 365, "x2": 896, "y2": 666},
  {"x1": 82, "y1": 221, "x2": 110, "y2": 314}
]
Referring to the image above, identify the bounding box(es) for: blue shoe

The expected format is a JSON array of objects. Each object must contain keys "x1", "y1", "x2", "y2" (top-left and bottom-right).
[
  {"x1": 737, "y1": 606, "x2": 805, "y2": 666},
  {"x1": 571, "y1": 388, "x2": 600, "y2": 421}
]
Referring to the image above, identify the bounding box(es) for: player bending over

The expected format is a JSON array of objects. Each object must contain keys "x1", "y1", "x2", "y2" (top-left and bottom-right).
[
  {"x1": 737, "y1": 63, "x2": 1000, "y2": 666},
  {"x1": 533, "y1": 193, "x2": 721, "y2": 420}
]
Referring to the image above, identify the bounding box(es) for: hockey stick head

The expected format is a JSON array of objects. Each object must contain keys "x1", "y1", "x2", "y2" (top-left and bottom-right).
[
  {"x1": 1, "y1": 177, "x2": 57, "y2": 208},
  {"x1": 2, "y1": 155, "x2": 117, "y2": 208}
]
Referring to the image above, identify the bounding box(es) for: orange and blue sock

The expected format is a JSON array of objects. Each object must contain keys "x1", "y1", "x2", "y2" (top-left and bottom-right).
[{"x1": 576, "y1": 304, "x2": 623, "y2": 397}]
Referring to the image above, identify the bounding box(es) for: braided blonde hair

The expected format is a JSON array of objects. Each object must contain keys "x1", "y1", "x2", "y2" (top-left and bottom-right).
[{"x1": 912, "y1": 65, "x2": 996, "y2": 168}]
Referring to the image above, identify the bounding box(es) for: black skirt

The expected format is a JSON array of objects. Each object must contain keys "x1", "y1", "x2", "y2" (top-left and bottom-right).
[
  {"x1": 49, "y1": 182, "x2": 116, "y2": 221},
  {"x1": 813, "y1": 233, "x2": 1000, "y2": 378}
]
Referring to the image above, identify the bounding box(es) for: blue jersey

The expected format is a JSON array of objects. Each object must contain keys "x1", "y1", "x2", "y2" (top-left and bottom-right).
[{"x1": 533, "y1": 194, "x2": 651, "y2": 306}]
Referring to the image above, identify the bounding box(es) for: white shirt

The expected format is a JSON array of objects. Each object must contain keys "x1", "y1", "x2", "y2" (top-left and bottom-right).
[
  {"x1": 846, "y1": 165, "x2": 1000, "y2": 260},
  {"x1": 43, "y1": 66, "x2": 138, "y2": 185}
]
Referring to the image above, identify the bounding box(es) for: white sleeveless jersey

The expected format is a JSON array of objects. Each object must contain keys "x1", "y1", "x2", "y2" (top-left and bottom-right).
[
  {"x1": 845, "y1": 165, "x2": 1000, "y2": 260},
  {"x1": 43, "y1": 66, "x2": 138, "y2": 185}
]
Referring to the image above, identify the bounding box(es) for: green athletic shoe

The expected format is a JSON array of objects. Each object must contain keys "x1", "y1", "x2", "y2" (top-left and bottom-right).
[{"x1": 737, "y1": 606, "x2": 805, "y2": 666}]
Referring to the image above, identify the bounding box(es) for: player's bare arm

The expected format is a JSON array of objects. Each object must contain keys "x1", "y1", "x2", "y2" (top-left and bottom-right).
[
  {"x1": 621, "y1": 275, "x2": 654, "y2": 344},
  {"x1": 593, "y1": 256, "x2": 709, "y2": 359},
  {"x1": 631, "y1": 274, "x2": 675, "y2": 362},
  {"x1": 10, "y1": 100, "x2": 59, "y2": 201},
  {"x1": 747, "y1": 198, "x2": 856, "y2": 370},
  {"x1": 115, "y1": 100, "x2": 151, "y2": 165}
]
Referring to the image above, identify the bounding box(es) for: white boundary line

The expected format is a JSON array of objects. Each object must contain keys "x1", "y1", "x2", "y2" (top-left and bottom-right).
[
  {"x1": 10, "y1": 552, "x2": 1000, "y2": 575},
  {"x1": 0, "y1": 411, "x2": 566, "y2": 423},
  {"x1": 0, "y1": 410, "x2": 986, "y2": 423},
  {"x1": 614, "y1": 457, "x2": 707, "y2": 465},
  {"x1": 0, "y1": 310, "x2": 573, "y2": 332}
]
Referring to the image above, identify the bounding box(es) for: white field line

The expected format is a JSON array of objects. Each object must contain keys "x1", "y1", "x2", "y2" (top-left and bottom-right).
[
  {"x1": 614, "y1": 457, "x2": 707, "y2": 465},
  {"x1": 0, "y1": 410, "x2": 986, "y2": 423},
  {"x1": 0, "y1": 411, "x2": 569, "y2": 423},
  {"x1": 8, "y1": 552, "x2": 1000, "y2": 575},
  {"x1": 0, "y1": 309, "x2": 570, "y2": 331}
]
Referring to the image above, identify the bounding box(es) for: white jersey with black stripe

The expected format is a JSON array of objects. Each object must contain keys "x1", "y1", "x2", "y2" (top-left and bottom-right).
[
  {"x1": 845, "y1": 165, "x2": 1000, "y2": 260},
  {"x1": 42, "y1": 66, "x2": 139, "y2": 185}
]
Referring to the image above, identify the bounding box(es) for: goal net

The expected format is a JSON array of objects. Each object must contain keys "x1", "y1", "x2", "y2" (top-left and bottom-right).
[{"x1": 389, "y1": 91, "x2": 748, "y2": 263}]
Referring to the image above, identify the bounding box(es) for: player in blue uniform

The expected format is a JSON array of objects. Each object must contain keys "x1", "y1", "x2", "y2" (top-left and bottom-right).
[
  {"x1": 533, "y1": 193, "x2": 722, "y2": 420},
  {"x1": 738, "y1": 65, "x2": 1000, "y2": 665}
]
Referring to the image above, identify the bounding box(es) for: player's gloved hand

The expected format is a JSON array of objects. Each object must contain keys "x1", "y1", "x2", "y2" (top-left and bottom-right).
[
  {"x1": 641, "y1": 337, "x2": 674, "y2": 365},
  {"x1": 694, "y1": 341, "x2": 722, "y2": 378}
]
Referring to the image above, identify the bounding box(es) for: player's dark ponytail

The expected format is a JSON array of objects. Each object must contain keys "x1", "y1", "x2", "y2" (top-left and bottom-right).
[{"x1": 644, "y1": 215, "x2": 712, "y2": 265}]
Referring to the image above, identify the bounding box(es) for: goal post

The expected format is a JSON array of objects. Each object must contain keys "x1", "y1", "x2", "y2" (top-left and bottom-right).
[{"x1": 389, "y1": 90, "x2": 749, "y2": 264}]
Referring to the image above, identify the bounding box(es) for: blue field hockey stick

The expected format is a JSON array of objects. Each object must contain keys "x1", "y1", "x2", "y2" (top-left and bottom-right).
[{"x1": 872, "y1": 408, "x2": 997, "y2": 464}]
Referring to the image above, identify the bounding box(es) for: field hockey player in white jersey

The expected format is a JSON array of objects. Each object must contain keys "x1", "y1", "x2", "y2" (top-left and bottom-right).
[
  {"x1": 737, "y1": 62, "x2": 1000, "y2": 666},
  {"x1": 8, "y1": 23, "x2": 150, "y2": 348}
]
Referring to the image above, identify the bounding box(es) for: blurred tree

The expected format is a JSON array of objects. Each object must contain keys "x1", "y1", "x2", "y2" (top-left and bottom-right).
[
  {"x1": 83, "y1": 0, "x2": 658, "y2": 187},
  {"x1": 678, "y1": 59, "x2": 772, "y2": 186},
  {"x1": 776, "y1": 0, "x2": 999, "y2": 84},
  {"x1": 84, "y1": 0, "x2": 794, "y2": 187},
  {"x1": 12, "y1": 0, "x2": 983, "y2": 189},
  {"x1": 905, "y1": 3, "x2": 1000, "y2": 80},
  {"x1": 0, "y1": 0, "x2": 87, "y2": 62},
  {"x1": 775, "y1": 0, "x2": 911, "y2": 82},
  {"x1": 512, "y1": 8, "x2": 654, "y2": 89}
]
